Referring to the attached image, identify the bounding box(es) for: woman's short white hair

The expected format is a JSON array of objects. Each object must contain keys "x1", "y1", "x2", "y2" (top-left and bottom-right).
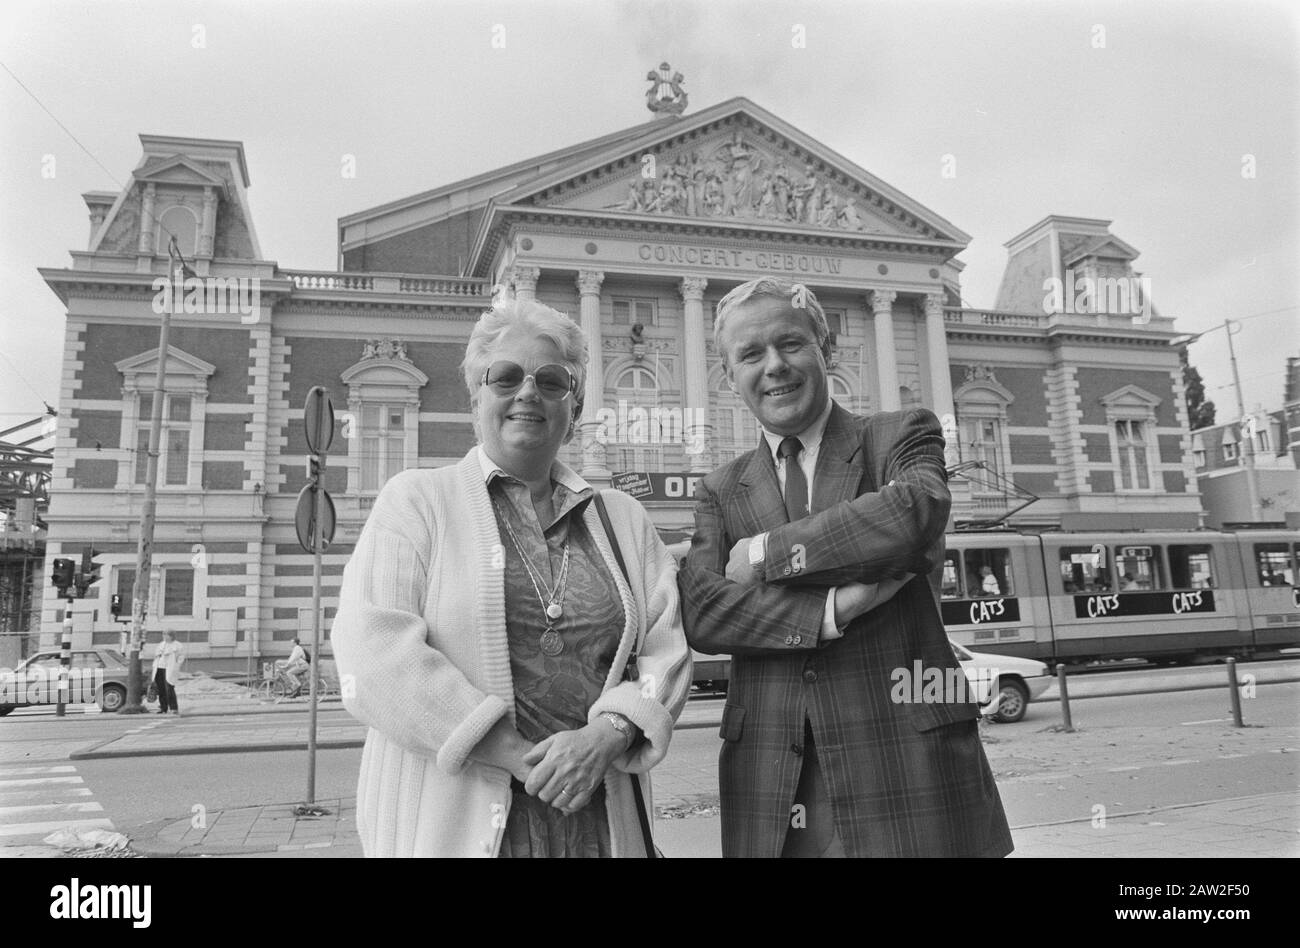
[{"x1": 460, "y1": 298, "x2": 588, "y2": 419}]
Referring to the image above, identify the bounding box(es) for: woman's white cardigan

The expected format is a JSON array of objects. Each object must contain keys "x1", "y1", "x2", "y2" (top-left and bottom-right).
[{"x1": 330, "y1": 448, "x2": 693, "y2": 857}]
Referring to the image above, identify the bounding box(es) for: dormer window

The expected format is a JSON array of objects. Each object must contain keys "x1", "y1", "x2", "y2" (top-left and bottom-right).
[{"x1": 157, "y1": 205, "x2": 199, "y2": 258}]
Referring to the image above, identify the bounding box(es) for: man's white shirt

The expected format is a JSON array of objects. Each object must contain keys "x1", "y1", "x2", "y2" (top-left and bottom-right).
[{"x1": 755, "y1": 397, "x2": 845, "y2": 640}]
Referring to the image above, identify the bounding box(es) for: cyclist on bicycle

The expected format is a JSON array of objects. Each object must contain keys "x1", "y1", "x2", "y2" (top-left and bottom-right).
[{"x1": 283, "y1": 637, "x2": 310, "y2": 698}]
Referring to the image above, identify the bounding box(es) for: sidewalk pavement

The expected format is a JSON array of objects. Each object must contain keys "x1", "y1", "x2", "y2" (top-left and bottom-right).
[{"x1": 108, "y1": 687, "x2": 1299, "y2": 859}]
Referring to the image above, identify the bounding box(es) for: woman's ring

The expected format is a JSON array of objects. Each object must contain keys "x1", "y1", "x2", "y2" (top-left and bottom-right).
[{"x1": 557, "y1": 788, "x2": 572, "y2": 798}]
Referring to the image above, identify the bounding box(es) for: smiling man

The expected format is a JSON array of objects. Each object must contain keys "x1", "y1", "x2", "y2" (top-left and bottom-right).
[{"x1": 679, "y1": 277, "x2": 1012, "y2": 858}]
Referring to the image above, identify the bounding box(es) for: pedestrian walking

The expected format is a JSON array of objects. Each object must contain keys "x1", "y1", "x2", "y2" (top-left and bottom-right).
[{"x1": 151, "y1": 631, "x2": 184, "y2": 715}]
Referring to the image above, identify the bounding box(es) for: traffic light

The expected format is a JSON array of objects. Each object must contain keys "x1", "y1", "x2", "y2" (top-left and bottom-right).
[
  {"x1": 51, "y1": 558, "x2": 75, "y2": 595},
  {"x1": 75, "y1": 546, "x2": 101, "y2": 598},
  {"x1": 110, "y1": 593, "x2": 123, "y2": 619}
]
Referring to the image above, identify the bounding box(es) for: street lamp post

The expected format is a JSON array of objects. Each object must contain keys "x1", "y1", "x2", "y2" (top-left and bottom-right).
[
  {"x1": 123, "y1": 240, "x2": 184, "y2": 713},
  {"x1": 1173, "y1": 318, "x2": 1262, "y2": 522}
]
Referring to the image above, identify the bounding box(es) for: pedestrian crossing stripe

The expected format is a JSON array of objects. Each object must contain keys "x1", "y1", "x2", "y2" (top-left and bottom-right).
[{"x1": 0, "y1": 764, "x2": 114, "y2": 842}]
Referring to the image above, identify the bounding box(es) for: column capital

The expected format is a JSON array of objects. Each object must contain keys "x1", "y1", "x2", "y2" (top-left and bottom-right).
[
  {"x1": 679, "y1": 276, "x2": 708, "y2": 302},
  {"x1": 870, "y1": 289, "x2": 897, "y2": 313},
  {"x1": 923, "y1": 292, "x2": 946, "y2": 317},
  {"x1": 511, "y1": 265, "x2": 541, "y2": 295},
  {"x1": 575, "y1": 270, "x2": 605, "y2": 296}
]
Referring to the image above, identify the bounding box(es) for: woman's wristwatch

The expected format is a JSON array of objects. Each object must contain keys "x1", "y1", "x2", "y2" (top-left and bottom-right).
[{"x1": 599, "y1": 711, "x2": 638, "y2": 749}]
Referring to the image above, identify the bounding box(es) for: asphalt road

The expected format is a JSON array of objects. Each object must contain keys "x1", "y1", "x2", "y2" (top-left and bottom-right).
[{"x1": 2, "y1": 663, "x2": 1296, "y2": 848}]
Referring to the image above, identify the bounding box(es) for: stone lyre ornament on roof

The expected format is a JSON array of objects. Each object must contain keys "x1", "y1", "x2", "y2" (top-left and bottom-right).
[{"x1": 646, "y1": 62, "x2": 688, "y2": 117}]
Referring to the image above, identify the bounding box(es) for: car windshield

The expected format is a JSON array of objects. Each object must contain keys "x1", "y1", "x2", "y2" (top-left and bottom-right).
[{"x1": 101, "y1": 649, "x2": 127, "y2": 665}]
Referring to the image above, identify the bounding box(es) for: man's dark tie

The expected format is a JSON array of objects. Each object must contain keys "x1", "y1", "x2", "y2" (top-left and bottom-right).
[{"x1": 778, "y1": 436, "x2": 808, "y2": 522}]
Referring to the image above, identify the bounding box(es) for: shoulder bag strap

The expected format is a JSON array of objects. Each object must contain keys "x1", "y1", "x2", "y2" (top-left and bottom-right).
[{"x1": 591, "y1": 490, "x2": 658, "y2": 859}]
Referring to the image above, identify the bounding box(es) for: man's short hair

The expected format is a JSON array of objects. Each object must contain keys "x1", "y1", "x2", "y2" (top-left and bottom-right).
[{"x1": 713, "y1": 277, "x2": 831, "y2": 365}]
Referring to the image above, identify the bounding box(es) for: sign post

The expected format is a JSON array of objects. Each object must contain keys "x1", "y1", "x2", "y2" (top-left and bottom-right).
[{"x1": 298, "y1": 387, "x2": 336, "y2": 806}]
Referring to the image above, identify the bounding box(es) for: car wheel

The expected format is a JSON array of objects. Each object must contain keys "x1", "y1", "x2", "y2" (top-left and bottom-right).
[
  {"x1": 990, "y1": 678, "x2": 1029, "y2": 723},
  {"x1": 0, "y1": 705, "x2": 14, "y2": 716},
  {"x1": 98, "y1": 685, "x2": 126, "y2": 713}
]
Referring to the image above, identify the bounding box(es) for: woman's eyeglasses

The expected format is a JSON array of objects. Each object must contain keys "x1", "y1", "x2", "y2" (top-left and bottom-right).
[{"x1": 481, "y1": 361, "x2": 577, "y2": 400}]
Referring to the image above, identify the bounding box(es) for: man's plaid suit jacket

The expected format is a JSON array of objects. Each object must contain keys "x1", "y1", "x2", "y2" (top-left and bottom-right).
[{"x1": 680, "y1": 402, "x2": 1014, "y2": 858}]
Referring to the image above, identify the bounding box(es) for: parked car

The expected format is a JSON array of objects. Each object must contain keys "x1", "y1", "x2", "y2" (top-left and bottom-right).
[
  {"x1": 0, "y1": 648, "x2": 133, "y2": 714},
  {"x1": 951, "y1": 639, "x2": 1052, "y2": 723}
]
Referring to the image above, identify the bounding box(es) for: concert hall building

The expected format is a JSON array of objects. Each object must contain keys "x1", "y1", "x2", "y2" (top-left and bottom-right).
[{"x1": 37, "y1": 89, "x2": 1202, "y2": 662}]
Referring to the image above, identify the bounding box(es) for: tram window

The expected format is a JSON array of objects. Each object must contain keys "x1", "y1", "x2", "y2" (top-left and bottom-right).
[
  {"x1": 940, "y1": 551, "x2": 963, "y2": 599},
  {"x1": 1169, "y1": 545, "x2": 1214, "y2": 589},
  {"x1": 1115, "y1": 544, "x2": 1162, "y2": 590},
  {"x1": 965, "y1": 549, "x2": 1012, "y2": 597},
  {"x1": 1060, "y1": 547, "x2": 1110, "y2": 593},
  {"x1": 1254, "y1": 544, "x2": 1294, "y2": 586}
]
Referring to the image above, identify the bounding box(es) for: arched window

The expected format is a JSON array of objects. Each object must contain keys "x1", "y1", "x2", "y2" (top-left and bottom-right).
[
  {"x1": 157, "y1": 205, "x2": 199, "y2": 258},
  {"x1": 610, "y1": 364, "x2": 663, "y2": 471},
  {"x1": 830, "y1": 375, "x2": 854, "y2": 410}
]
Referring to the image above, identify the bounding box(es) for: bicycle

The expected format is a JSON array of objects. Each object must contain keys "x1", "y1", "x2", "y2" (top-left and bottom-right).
[{"x1": 251, "y1": 661, "x2": 335, "y2": 701}]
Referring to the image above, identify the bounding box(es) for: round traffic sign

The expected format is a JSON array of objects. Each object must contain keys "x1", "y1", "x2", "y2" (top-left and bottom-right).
[
  {"x1": 295, "y1": 484, "x2": 336, "y2": 553},
  {"x1": 304, "y1": 387, "x2": 335, "y2": 455}
]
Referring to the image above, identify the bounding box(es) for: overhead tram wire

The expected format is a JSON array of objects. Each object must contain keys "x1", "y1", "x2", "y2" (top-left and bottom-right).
[{"x1": 0, "y1": 58, "x2": 192, "y2": 278}]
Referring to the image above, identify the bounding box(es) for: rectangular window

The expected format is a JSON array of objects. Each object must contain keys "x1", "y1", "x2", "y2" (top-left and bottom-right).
[
  {"x1": 1192, "y1": 448, "x2": 1206, "y2": 467},
  {"x1": 162, "y1": 568, "x2": 195, "y2": 617},
  {"x1": 1116, "y1": 544, "x2": 1163, "y2": 590},
  {"x1": 612, "y1": 298, "x2": 657, "y2": 327},
  {"x1": 940, "y1": 551, "x2": 964, "y2": 599},
  {"x1": 1115, "y1": 419, "x2": 1150, "y2": 489},
  {"x1": 133, "y1": 393, "x2": 192, "y2": 486},
  {"x1": 965, "y1": 548, "x2": 1013, "y2": 597},
  {"x1": 960, "y1": 417, "x2": 1003, "y2": 480},
  {"x1": 1254, "y1": 543, "x2": 1294, "y2": 586},
  {"x1": 116, "y1": 568, "x2": 137, "y2": 611},
  {"x1": 822, "y1": 308, "x2": 847, "y2": 336},
  {"x1": 1060, "y1": 547, "x2": 1111, "y2": 593},
  {"x1": 360, "y1": 403, "x2": 406, "y2": 491},
  {"x1": 1169, "y1": 545, "x2": 1214, "y2": 589},
  {"x1": 1223, "y1": 441, "x2": 1238, "y2": 461}
]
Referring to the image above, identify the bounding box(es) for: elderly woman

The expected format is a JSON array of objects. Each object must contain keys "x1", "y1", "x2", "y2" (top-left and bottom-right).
[{"x1": 331, "y1": 298, "x2": 692, "y2": 857}]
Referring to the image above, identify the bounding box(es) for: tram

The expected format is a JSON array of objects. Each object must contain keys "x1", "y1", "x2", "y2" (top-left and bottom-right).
[{"x1": 668, "y1": 527, "x2": 1300, "y2": 679}]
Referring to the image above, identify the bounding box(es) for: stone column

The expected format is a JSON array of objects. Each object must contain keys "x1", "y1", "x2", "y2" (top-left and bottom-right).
[
  {"x1": 575, "y1": 270, "x2": 609, "y2": 480},
  {"x1": 199, "y1": 186, "x2": 217, "y2": 258},
  {"x1": 138, "y1": 183, "x2": 157, "y2": 256},
  {"x1": 924, "y1": 293, "x2": 959, "y2": 465},
  {"x1": 680, "y1": 277, "x2": 712, "y2": 471},
  {"x1": 871, "y1": 289, "x2": 900, "y2": 411},
  {"x1": 511, "y1": 266, "x2": 541, "y2": 301}
]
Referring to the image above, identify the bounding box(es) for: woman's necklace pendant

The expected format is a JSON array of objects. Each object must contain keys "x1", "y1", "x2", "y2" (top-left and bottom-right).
[
  {"x1": 545, "y1": 601, "x2": 563, "y2": 621},
  {"x1": 539, "y1": 627, "x2": 564, "y2": 657}
]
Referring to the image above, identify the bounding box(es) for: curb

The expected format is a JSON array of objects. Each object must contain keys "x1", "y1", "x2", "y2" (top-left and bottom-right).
[{"x1": 71, "y1": 737, "x2": 366, "y2": 760}]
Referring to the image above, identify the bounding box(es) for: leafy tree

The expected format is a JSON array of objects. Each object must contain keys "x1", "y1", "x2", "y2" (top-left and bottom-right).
[{"x1": 1181, "y1": 348, "x2": 1215, "y2": 429}]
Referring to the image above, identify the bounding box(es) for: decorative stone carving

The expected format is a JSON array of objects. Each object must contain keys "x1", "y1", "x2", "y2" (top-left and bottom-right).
[
  {"x1": 599, "y1": 127, "x2": 893, "y2": 234},
  {"x1": 362, "y1": 339, "x2": 411, "y2": 362},
  {"x1": 645, "y1": 63, "x2": 688, "y2": 116},
  {"x1": 964, "y1": 364, "x2": 999, "y2": 384}
]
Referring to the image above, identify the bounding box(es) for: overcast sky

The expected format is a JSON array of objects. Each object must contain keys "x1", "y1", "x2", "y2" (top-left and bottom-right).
[{"x1": 2, "y1": 0, "x2": 1296, "y2": 433}]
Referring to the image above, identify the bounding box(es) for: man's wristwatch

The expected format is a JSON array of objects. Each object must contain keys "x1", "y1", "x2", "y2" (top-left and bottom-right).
[
  {"x1": 599, "y1": 711, "x2": 636, "y2": 747},
  {"x1": 748, "y1": 533, "x2": 768, "y2": 581}
]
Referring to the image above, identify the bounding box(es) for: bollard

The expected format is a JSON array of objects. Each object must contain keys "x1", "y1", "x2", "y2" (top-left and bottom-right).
[
  {"x1": 1056, "y1": 663, "x2": 1074, "y2": 732},
  {"x1": 56, "y1": 598, "x2": 73, "y2": 717},
  {"x1": 1226, "y1": 658, "x2": 1244, "y2": 727}
]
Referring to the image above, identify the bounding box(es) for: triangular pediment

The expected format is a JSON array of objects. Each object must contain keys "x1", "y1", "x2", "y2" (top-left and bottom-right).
[
  {"x1": 1100, "y1": 384, "x2": 1161, "y2": 411},
  {"x1": 493, "y1": 100, "x2": 969, "y2": 243},
  {"x1": 136, "y1": 155, "x2": 231, "y2": 195},
  {"x1": 115, "y1": 345, "x2": 216, "y2": 380},
  {"x1": 1062, "y1": 234, "x2": 1140, "y2": 265}
]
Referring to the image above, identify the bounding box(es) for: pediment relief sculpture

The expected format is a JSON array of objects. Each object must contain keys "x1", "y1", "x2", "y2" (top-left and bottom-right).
[{"x1": 589, "y1": 128, "x2": 898, "y2": 235}]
